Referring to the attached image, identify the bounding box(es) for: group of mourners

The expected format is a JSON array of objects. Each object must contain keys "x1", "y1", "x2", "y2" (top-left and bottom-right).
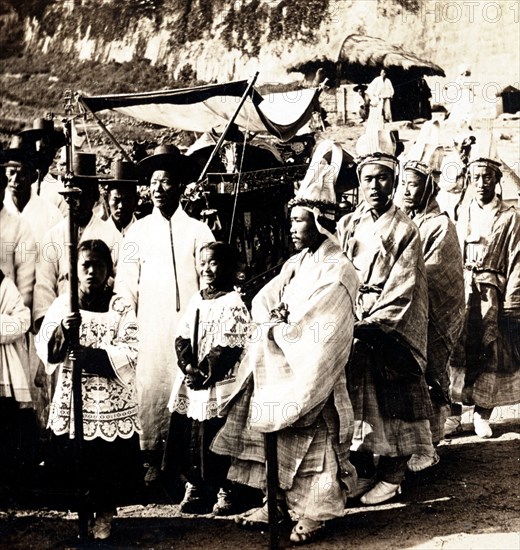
[{"x1": 0, "y1": 115, "x2": 518, "y2": 546}]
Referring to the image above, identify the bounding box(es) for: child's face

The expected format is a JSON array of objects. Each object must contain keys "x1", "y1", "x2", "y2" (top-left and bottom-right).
[
  {"x1": 199, "y1": 249, "x2": 228, "y2": 291},
  {"x1": 78, "y1": 249, "x2": 108, "y2": 294}
]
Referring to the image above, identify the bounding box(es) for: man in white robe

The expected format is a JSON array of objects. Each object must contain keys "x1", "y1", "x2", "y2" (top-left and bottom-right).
[
  {"x1": 4, "y1": 154, "x2": 63, "y2": 249},
  {"x1": 102, "y1": 161, "x2": 140, "y2": 238},
  {"x1": 115, "y1": 145, "x2": 214, "y2": 480},
  {"x1": 366, "y1": 69, "x2": 394, "y2": 124},
  {"x1": 3, "y1": 143, "x2": 64, "y2": 427},
  {"x1": 0, "y1": 176, "x2": 35, "y2": 309}
]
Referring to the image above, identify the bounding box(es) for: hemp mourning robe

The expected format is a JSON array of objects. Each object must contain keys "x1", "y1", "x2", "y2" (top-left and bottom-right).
[
  {"x1": 114, "y1": 206, "x2": 214, "y2": 452},
  {"x1": 212, "y1": 238, "x2": 359, "y2": 520},
  {"x1": 337, "y1": 202, "x2": 434, "y2": 457},
  {"x1": 449, "y1": 197, "x2": 520, "y2": 409},
  {"x1": 409, "y1": 199, "x2": 465, "y2": 443}
]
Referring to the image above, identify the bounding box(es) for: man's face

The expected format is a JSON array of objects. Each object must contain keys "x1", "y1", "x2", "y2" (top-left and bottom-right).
[
  {"x1": 359, "y1": 163, "x2": 395, "y2": 212},
  {"x1": 73, "y1": 184, "x2": 98, "y2": 226},
  {"x1": 470, "y1": 163, "x2": 497, "y2": 205},
  {"x1": 290, "y1": 206, "x2": 322, "y2": 252},
  {"x1": 150, "y1": 170, "x2": 180, "y2": 214},
  {"x1": 402, "y1": 169, "x2": 428, "y2": 211},
  {"x1": 108, "y1": 187, "x2": 137, "y2": 228},
  {"x1": 6, "y1": 163, "x2": 36, "y2": 201}
]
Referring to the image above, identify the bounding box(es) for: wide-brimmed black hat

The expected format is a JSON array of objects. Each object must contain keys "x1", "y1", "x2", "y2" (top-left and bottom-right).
[
  {"x1": 70, "y1": 152, "x2": 109, "y2": 185},
  {"x1": 137, "y1": 144, "x2": 196, "y2": 184},
  {"x1": 104, "y1": 160, "x2": 141, "y2": 189},
  {"x1": 19, "y1": 117, "x2": 67, "y2": 149},
  {"x1": 1, "y1": 135, "x2": 39, "y2": 168}
]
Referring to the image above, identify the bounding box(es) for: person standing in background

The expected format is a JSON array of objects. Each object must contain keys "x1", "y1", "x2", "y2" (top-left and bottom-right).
[
  {"x1": 398, "y1": 135, "x2": 465, "y2": 471},
  {"x1": 366, "y1": 69, "x2": 394, "y2": 124},
  {"x1": 446, "y1": 131, "x2": 519, "y2": 439}
]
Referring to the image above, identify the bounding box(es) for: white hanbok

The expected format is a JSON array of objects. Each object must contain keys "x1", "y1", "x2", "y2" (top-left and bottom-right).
[{"x1": 114, "y1": 206, "x2": 214, "y2": 451}]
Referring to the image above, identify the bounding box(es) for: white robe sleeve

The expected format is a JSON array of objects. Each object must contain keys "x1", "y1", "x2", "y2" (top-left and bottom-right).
[
  {"x1": 14, "y1": 218, "x2": 36, "y2": 309},
  {"x1": 0, "y1": 277, "x2": 31, "y2": 344},
  {"x1": 113, "y1": 225, "x2": 141, "y2": 312}
]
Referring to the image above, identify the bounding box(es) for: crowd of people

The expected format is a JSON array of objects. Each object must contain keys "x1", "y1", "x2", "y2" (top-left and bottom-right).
[{"x1": 0, "y1": 116, "x2": 518, "y2": 546}]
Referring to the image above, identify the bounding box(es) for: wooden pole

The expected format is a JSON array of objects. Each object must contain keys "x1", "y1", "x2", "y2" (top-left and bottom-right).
[
  {"x1": 60, "y1": 99, "x2": 89, "y2": 540},
  {"x1": 198, "y1": 72, "x2": 259, "y2": 183},
  {"x1": 265, "y1": 431, "x2": 280, "y2": 550},
  {"x1": 343, "y1": 87, "x2": 347, "y2": 125},
  {"x1": 77, "y1": 97, "x2": 133, "y2": 162}
]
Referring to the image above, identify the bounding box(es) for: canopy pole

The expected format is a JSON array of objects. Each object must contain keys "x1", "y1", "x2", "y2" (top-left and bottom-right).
[
  {"x1": 265, "y1": 432, "x2": 280, "y2": 550},
  {"x1": 197, "y1": 71, "x2": 259, "y2": 183},
  {"x1": 61, "y1": 91, "x2": 89, "y2": 542},
  {"x1": 78, "y1": 97, "x2": 133, "y2": 162}
]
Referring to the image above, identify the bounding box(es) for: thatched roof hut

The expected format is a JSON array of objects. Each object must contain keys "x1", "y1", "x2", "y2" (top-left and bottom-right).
[
  {"x1": 288, "y1": 34, "x2": 445, "y2": 84},
  {"x1": 337, "y1": 34, "x2": 445, "y2": 79}
]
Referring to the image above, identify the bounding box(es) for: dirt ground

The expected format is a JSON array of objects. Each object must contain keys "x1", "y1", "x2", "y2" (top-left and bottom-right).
[
  {"x1": 1, "y1": 115, "x2": 519, "y2": 550},
  {"x1": 1, "y1": 407, "x2": 519, "y2": 550}
]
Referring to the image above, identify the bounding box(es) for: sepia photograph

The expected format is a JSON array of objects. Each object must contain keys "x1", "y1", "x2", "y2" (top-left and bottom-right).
[{"x1": 0, "y1": 1, "x2": 519, "y2": 548}]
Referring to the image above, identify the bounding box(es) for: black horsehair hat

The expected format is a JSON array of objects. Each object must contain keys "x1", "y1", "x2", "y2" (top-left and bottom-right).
[
  {"x1": 1, "y1": 136, "x2": 39, "y2": 168},
  {"x1": 70, "y1": 152, "x2": 109, "y2": 185},
  {"x1": 19, "y1": 117, "x2": 67, "y2": 149},
  {"x1": 105, "y1": 160, "x2": 141, "y2": 190},
  {"x1": 137, "y1": 144, "x2": 197, "y2": 184}
]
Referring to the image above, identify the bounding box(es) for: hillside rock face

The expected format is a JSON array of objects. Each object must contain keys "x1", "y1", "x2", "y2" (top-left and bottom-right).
[{"x1": 18, "y1": 0, "x2": 520, "y2": 111}]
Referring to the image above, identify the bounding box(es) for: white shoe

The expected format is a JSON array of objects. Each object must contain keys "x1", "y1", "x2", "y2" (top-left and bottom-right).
[
  {"x1": 444, "y1": 415, "x2": 462, "y2": 437},
  {"x1": 474, "y1": 412, "x2": 492, "y2": 438},
  {"x1": 349, "y1": 477, "x2": 376, "y2": 499},
  {"x1": 360, "y1": 481, "x2": 401, "y2": 505},
  {"x1": 408, "y1": 450, "x2": 440, "y2": 472}
]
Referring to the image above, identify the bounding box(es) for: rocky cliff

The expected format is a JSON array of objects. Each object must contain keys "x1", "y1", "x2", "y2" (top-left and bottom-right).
[{"x1": 5, "y1": 0, "x2": 520, "y2": 113}]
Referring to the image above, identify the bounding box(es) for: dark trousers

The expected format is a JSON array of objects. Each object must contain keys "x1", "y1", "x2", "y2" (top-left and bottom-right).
[
  {"x1": 0, "y1": 398, "x2": 39, "y2": 485},
  {"x1": 163, "y1": 412, "x2": 230, "y2": 497},
  {"x1": 350, "y1": 450, "x2": 409, "y2": 484}
]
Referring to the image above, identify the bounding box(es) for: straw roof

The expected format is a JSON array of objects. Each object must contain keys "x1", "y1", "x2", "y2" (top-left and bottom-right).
[
  {"x1": 288, "y1": 34, "x2": 445, "y2": 80},
  {"x1": 337, "y1": 34, "x2": 445, "y2": 76}
]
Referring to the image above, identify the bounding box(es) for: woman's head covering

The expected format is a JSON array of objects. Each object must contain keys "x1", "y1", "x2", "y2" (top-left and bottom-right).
[{"x1": 356, "y1": 130, "x2": 398, "y2": 175}]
